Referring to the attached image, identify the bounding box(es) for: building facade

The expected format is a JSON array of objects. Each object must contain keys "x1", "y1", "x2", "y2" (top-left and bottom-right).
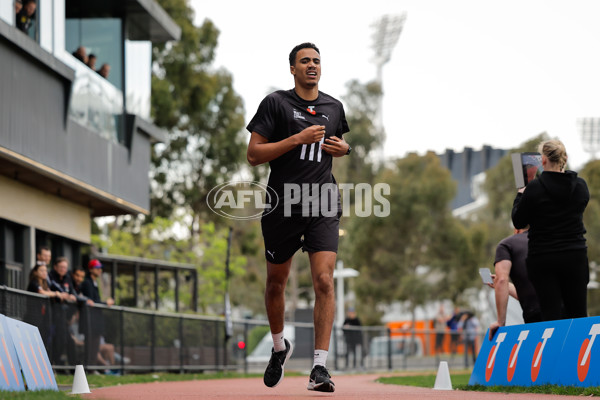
[
  {"x1": 0, "y1": 0, "x2": 180, "y2": 289},
  {"x1": 438, "y1": 145, "x2": 507, "y2": 216}
]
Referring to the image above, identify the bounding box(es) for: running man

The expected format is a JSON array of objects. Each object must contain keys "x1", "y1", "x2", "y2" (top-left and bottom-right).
[{"x1": 246, "y1": 42, "x2": 351, "y2": 392}]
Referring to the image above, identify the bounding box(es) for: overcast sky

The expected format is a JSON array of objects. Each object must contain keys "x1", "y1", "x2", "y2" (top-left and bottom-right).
[{"x1": 191, "y1": 0, "x2": 600, "y2": 169}]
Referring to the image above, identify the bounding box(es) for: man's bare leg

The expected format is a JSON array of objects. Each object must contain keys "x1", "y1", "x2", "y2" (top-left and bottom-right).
[
  {"x1": 263, "y1": 258, "x2": 294, "y2": 388},
  {"x1": 309, "y1": 251, "x2": 336, "y2": 351},
  {"x1": 307, "y1": 251, "x2": 336, "y2": 392},
  {"x1": 265, "y1": 258, "x2": 292, "y2": 334}
]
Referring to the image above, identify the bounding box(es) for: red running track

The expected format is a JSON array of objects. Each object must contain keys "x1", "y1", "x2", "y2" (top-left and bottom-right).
[{"x1": 82, "y1": 374, "x2": 578, "y2": 400}]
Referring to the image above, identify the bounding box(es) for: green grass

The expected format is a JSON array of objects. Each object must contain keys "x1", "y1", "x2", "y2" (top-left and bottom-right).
[
  {"x1": 55, "y1": 371, "x2": 263, "y2": 387},
  {"x1": 377, "y1": 372, "x2": 600, "y2": 396},
  {"x1": 377, "y1": 372, "x2": 471, "y2": 388},
  {"x1": 0, "y1": 390, "x2": 72, "y2": 399},
  {"x1": 1, "y1": 371, "x2": 265, "y2": 400}
]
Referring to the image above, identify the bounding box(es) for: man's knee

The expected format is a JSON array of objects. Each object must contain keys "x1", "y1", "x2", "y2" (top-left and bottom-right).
[
  {"x1": 314, "y1": 273, "x2": 334, "y2": 296},
  {"x1": 265, "y1": 278, "x2": 287, "y2": 297}
]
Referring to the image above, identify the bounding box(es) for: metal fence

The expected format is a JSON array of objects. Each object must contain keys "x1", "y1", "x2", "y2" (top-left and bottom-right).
[{"x1": 0, "y1": 286, "x2": 483, "y2": 373}]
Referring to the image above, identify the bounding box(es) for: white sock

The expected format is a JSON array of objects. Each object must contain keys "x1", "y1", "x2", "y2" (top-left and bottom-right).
[
  {"x1": 272, "y1": 330, "x2": 286, "y2": 352},
  {"x1": 313, "y1": 349, "x2": 328, "y2": 368}
]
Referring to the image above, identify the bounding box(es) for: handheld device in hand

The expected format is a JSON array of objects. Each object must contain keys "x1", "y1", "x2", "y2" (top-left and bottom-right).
[{"x1": 479, "y1": 268, "x2": 493, "y2": 285}]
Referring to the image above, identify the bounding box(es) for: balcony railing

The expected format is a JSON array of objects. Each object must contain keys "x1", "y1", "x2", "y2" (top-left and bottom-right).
[{"x1": 59, "y1": 51, "x2": 123, "y2": 143}]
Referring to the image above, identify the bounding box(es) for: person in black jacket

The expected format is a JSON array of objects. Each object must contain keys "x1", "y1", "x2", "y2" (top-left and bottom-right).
[
  {"x1": 15, "y1": 0, "x2": 36, "y2": 34},
  {"x1": 342, "y1": 308, "x2": 363, "y2": 369},
  {"x1": 80, "y1": 259, "x2": 115, "y2": 306},
  {"x1": 80, "y1": 259, "x2": 114, "y2": 366},
  {"x1": 512, "y1": 139, "x2": 590, "y2": 321},
  {"x1": 48, "y1": 257, "x2": 78, "y2": 364}
]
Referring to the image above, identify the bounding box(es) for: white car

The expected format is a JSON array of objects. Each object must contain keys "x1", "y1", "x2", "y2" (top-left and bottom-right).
[
  {"x1": 246, "y1": 326, "x2": 295, "y2": 364},
  {"x1": 366, "y1": 335, "x2": 424, "y2": 360}
]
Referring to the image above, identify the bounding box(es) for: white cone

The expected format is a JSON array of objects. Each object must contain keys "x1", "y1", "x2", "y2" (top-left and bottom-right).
[
  {"x1": 433, "y1": 361, "x2": 452, "y2": 390},
  {"x1": 71, "y1": 365, "x2": 91, "y2": 394}
]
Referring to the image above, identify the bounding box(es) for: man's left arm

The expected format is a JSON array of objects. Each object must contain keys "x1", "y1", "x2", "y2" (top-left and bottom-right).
[
  {"x1": 321, "y1": 135, "x2": 350, "y2": 157},
  {"x1": 489, "y1": 259, "x2": 512, "y2": 340}
]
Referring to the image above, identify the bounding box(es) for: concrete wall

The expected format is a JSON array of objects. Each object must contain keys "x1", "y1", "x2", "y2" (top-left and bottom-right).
[{"x1": 0, "y1": 175, "x2": 91, "y2": 243}]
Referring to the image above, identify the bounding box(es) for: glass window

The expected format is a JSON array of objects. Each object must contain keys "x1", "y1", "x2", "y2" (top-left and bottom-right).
[
  {"x1": 65, "y1": 18, "x2": 122, "y2": 90},
  {"x1": 64, "y1": 18, "x2": 124, "y2": 142}
]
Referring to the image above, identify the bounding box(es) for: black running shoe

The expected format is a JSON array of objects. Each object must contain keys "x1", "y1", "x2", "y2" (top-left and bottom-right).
[
  {"x1": 307, "y1": 365, "x2": 335, "y2": 392},
  {"x1": 263, "y1": 338, "x2": 293, "y2": 388}
]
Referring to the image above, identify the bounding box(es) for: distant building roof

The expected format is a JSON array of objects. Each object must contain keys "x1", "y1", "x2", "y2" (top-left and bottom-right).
[{"x1": 438, "y1": 145, "x2": 507, "y2": 210}]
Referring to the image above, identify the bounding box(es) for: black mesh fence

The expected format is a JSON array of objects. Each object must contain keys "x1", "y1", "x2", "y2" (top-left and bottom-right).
[
  {"x1": 0, "y1": 287, "x2": 236, "y2": 373},
  {"x1": 0, "y1": 286, "x2": 484, "y2": 373}
]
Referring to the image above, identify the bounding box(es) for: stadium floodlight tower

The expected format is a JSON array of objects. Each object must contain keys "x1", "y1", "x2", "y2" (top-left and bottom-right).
[
  {"x1": 578, "y1": 117, "x2": 600, "y2": 160},
  {"x1": 371, "y1": 13, "x2": 407, "y2": 130}
]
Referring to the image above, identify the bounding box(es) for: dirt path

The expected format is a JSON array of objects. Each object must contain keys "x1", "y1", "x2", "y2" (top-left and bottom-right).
[{"x1": 82, "y1": 373, "x2": 578, "y2": 400}]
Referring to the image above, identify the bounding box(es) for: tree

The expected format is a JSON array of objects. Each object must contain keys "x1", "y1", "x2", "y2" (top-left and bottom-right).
[
  {"x1": 578, "y1": 159, "x2": 600, "y2": 316},
  {"x1": 151, "y1": 0, "x2": 247, "y2": 235},
  {"x1": 346, "y1": 152, "x2": 458, "y2": 324},
  {"x1": 333, "y1": 80, "x2": 385, "y2": 186},
  {"x1": 429, "y1": 216, "x2": 489, "y2": 305}
]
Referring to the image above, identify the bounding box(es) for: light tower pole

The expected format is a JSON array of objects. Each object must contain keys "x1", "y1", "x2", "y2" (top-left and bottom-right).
[
  {"x1": 371, "y1": 13, "x2": 407, "y2": 134},
  {"x1": 578, "y1": 117, "x2": 600, "y2": 160}
]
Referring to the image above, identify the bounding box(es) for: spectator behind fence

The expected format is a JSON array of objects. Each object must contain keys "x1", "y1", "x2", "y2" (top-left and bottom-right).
[
  {"x1": 81, "y1": 259, "x2": 114, "y2": 366},
  {"x1": 458, "y1": 311, "x2": 480, "y2": 366},
  {"x1": 97, "y1": 336, "x2": 123, "y2": 375},
  {"x1": 14, "y1": 0, "x2": 22, "y2": 14},
  {"x1": 446, "y1": 306, "x2": 461, "y2": 356},
  {"x1": 36, "y1": 245, "x2": 51, "y2": 267},
  {"x1": 512, "y1": 139, "x2": 590, "y2": 321},
  {"x1": 342, "y1": 307, "x2": 363, "y2": 369},
  {"x1": 72, "y1": 265, "x2": 94, "y2": 305},
  {"x1": 48, "y1": 257, "x2": 79, "y2": 365},
  {"x1": 27, "y1": 264, "x2": 58, "y2": 298},
  {"x1": 67, "y1": 265, "x2": 94, "y2": 365},
  {"x1": 87, "y1": 53, "x2": 97, "y2": 71},
  {"x1": 25, "y1": 263, "x2": 57, "y2": 348},
  {"x1": 49, "y1": 257, "x2": 77, "y2": 303},
  {"x1": 15, "y1": 0, "x2": 36, "y2": 34},
  {"x1": 81, "y1": 259, "x2": 114, "y2": 306},
  {"x1": 97, "y1": 63, "x2": 110, "y2": 79},
  {"x1": 72, "y1": 46, "x2": 88, "y2": 64},
  {"x1": 434, "y1": 304, "x2": 447, "y2": 355}
]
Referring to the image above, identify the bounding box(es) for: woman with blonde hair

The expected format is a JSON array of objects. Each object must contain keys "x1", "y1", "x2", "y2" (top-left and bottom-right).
[{"x1": 512, "y1": 139, "x2": 590, "y2": 321}]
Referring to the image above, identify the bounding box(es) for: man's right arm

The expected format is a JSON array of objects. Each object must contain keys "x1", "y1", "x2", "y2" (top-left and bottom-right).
[
  {"x1": 246, "y1": 126, "x2": 326, "y2": 166},
  {"x1": 490, "y1": 259, "x2": 512, "y2": 340}
]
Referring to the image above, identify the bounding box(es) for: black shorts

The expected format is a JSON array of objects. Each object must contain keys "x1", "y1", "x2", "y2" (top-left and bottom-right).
[{"x1": 261, "y1": 212, "x2": 340, "y2": 264}]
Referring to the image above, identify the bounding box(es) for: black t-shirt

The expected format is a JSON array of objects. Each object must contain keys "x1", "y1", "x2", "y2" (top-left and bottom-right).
[
  {"x1": 27, "y1": 280, "x2": 42, "y2": 294},
  {"x1": 49, "y1": 269, "x2": 76, "y2": 295},
  {"x1": 494, "y1": 232, "x2": 541, "y2": 317},
  {"x1": 247, "y1": 89, "x2": 349, "y2": 215},
  {"x1": 343, "y1": 317, "x2": 362, "y2": 343},
  {"x1": 16, "y1": 10, "x2": 33, "y2": 33}
]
